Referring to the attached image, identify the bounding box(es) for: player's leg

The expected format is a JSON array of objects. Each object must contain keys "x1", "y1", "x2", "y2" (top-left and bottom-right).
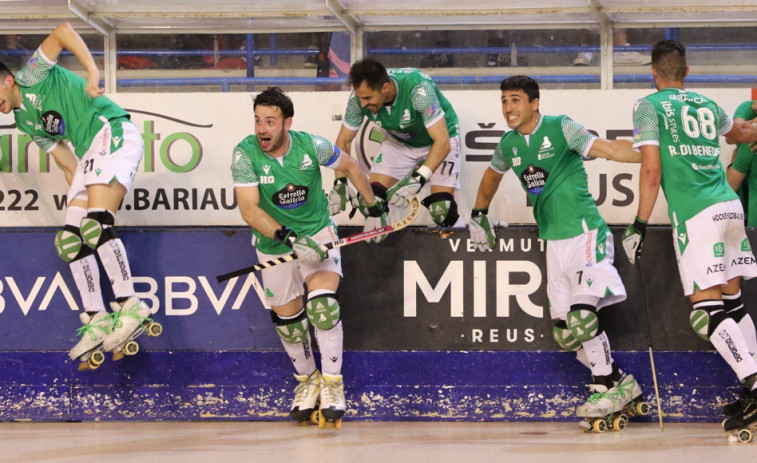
[
  {"x1": 301, "y1": 227, "x2": 345, "y2": 421},
  {"x1": 423, "y1": 135, "x2": 465, "y2": 227},
  {"x1": 261, "y1": 258, "x2": 320, "y2": 420},
  {"x1": 721, "y1": 278, "x2": 757, "y2": 417}
]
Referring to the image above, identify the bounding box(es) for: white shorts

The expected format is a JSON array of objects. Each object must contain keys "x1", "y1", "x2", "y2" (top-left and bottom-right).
[
  {"x1": 370, "y1": 133, "x2": 461, "y2": 189},
  {"x1": 67, "y1": 120, "x2": 143, "y2": 204},
  {"x1": 257, "y1": 225, "x2": 343, "y2": 307},
  {"x1": 673, "y1": 199, "x2": 757, "y2": 296},
  {"x1": 546, "y1": 227, "x2": 627, "y2": 320}
]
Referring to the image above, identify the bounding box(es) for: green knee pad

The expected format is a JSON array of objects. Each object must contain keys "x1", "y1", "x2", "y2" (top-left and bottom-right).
[
  {"x1": 689, "y1": 309, "x2": 711, "y2": 342},
  {"x1": 566, "y1": 308, "x2": 599, "y2": 342},
  {"x1": 272, "y1": 310, "x2": 309, "y2": 344},
  {"x1": 54, "y1": 228, "x2": 85, "y2": 263},
  {"x1": 306, "y1": 293, "x2": 340, "y2": 330},
  {"x1": 553, "y1": 322, "x2": 582, "y2": 352},
  {"x1": 80, "y1": 211, "x2": 117, "y2": 249}
]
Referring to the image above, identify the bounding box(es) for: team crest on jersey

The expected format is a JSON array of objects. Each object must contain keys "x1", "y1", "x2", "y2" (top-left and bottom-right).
[
  {"x1": 537, "y1": 136, "x2": 555, "y2": 160},
  {"x1": 521, "y1": 164, "x2": 548, "y2": 195},
  {"x1": 41, "y1": 110, "x2": 64, "y2": 136},
  {"x1": 400, "y1": 109, "x2": 412, "y2": 128},
  {"x1": 299, "y1": 154, "x2": 314, "y2": 170},
  {"x1": 273, "y1": 183, "x2": 309, "y2": 209}
]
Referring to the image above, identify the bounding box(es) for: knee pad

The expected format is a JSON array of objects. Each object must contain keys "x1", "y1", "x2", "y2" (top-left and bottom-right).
[
  {"x1": 80, "y1": 210, "x2": 119, "y2": 249},
  {"x1": 421, "y1": 192, "x2": 460, "y2": 227},
  {"x1": 553, "y1": 319, "x2": 582, "y2": 352},
  {"x1": 270, "y1": 309, "x2": 309, "y2": 344},
  {"x1": 690, "y1": 303, "x2": 729, "y2": 341},
  {"x1": 305, "y1": 291, "x2": 340, "y2": 330},
  {"x1": 54, "y1": 225, "x2": 93, "y2": 263},
  {"x1": 566, "y1": 305, "x2": 599, "y2": 342},
  {"x1": 723, "y1": 292, "x2": 747, "y2": 323}
]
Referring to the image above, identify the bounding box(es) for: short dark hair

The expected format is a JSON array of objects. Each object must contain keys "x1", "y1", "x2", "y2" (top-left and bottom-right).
[
  {"x1": 253, "y1": 86, "x2": 294, "y2": 119},
  {"x1": 0, "y1": 62, "x2": 14, "y2": 80},
  {"x1": 500, "y1": 75, "x2": 539, "y2": 101},
  {"x1": 349, "y1": 57, "x2": 390, "y2": 90},
  {"x1": 652, "y1": 40, "x2": 687, "y2": 81}
]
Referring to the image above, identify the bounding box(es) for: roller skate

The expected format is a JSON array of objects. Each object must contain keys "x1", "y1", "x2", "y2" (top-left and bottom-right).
[
  {"x1": 312, "y1": 374, "x2": 346, "y2": 430},
  {"x1": 577, "y1": 374, "x2": 649, "y2": 433},
  {"x1": 722, "y1": 387, "x2": 749, "y2": 417},
  {"x1": 724, "y1": 387, "x2": 757, "y2": 444},
  {"x1": 102, "y1": 296, "x2": 162, "y2": 361},
  {"x1": 69, "y1": 311, "x2": 112, "y2": 371},
  {"x1": 290, "y1": 370, "x2": 321, "y2": 423}
]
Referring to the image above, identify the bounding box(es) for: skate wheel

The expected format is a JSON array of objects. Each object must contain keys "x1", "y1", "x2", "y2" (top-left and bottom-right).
[
  {"x1": 636, "y1": 402, "x2": 650, "y2": 416},
  {"x1": 613, "y1": 414, "x2": 628, "y2": 432},
  {"x1": 310, "y1": 410, "x2": 319, "y2": 425},
  {"x1": 78, "y1": 362, "x2": 92, "y2": 372},
  {"x1": 147, "y1": 322, "x2": 163, "y2": 337},
  {"x1": 124, "y1": 341, "x2": 139, "y2": 356},
  {"x1": 112, "y1": 350, "x2": 125, "y2": 362},
  {"x1": 334, "y1": 418, "x2": 342, "y2": 430},
  {"x1": 318, "y1": 409, "x2": 326, "y2": 429},
  {"x1": 89, "y1": 350, "x2": 105, "y2": 368},
  {"x1": 592, "y1": 419, "x2": 608, "y2": 433},
  {"x1": 737, "y1": 428, "x2": 754, "y2": 444},
  {"x1": 578, "y1": 420, "x2": 592, "y2": 432}
]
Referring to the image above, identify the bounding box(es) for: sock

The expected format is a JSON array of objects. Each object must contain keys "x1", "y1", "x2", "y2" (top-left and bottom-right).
[
  {"x1": 581, "y1": 331, "x2": 614, "y2": 378},
  {"x1": 89, "y1": 208, "x2": 135, "y2": 299},
  {"x1": 724, "y1": 291, "x2": 757, "y2": 359},
  {"x1": 66, "y1": 206, "x2": 105, "y2": 312},
  {"x1": 706, "y1": 302, "x2": 757, "y2": 382},
  {"x1": 278, "y1": 310, "x2": 316, "y2": 377},
  {"x1": 314, "y1": 320, "x2": 344, "y2": 376}
]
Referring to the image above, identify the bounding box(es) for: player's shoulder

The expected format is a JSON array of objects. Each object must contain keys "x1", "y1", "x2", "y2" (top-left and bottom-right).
[{"x1": 235, "y1": 134, "x2": 260, "y2": 153}]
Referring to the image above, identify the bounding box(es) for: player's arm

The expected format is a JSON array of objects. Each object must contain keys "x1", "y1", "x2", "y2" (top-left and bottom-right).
[
  {"x1": 724, "y1": 118, "x2": 757, "y2": 146},
  {"x1": 636, "y1": 145, "x2": 661, "y2": 223},
  {"x1": 335, "y1": 151, "x2": 375, "y2": 206},
  {"x1": 234, "y1": 185, "x2": 283, "y2": 239},
  {"x1": 727, "y1": 166, "x2": 746, "y2": 192},
  {"x1": 588, "y1": 139, "x2": 641, "y2": 163},
  {"x1": 49, "y1": 142, "x2": 78, "y2": 186},
  {"x1": 469, "y1": 167, "x2": 504, "y2": 252},
  {"x1": 421, "y1": 118, "x2": 452, "y2": 174},
  {"x1": 473, "y1": 167, "x2": 504, "y2": 211},
  {"x1": 39, "y1": 22, "x2": 103, "y2": 98}
]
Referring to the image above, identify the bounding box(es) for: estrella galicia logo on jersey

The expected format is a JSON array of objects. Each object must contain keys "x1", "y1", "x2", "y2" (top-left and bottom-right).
[
  {"x1": 41, "y1": 110, "x2": 64, "y2": 136},
  {"x1": 273, "y1": 183, "x2": 309, "y2": 209},
  {"x1": 521, "y1": 164, "x2": 548, "y2": 195}
]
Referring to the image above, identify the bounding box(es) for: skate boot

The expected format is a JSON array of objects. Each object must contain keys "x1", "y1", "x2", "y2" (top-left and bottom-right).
[
  {"x1": 723, "y1": 387, "x2": 749, "y2": 417},
  {"x1": 69, "y1": 311, "x2": 112, "y2": 371},
  {"x1": 578, "y1": 374, "x2": 647, "y2": 433},
  {"x1": 102, "y1": 296, "x2": 161, "y2": 359},
  {"x1": 724, "y1": 388, "x2": 757, "y2": 443},
  {"x1": 290, "y1": 370, "x2": 321, "y2": 422},
  {"x1": 317, "y1": 374, "x2": 346, "y2": 429}
]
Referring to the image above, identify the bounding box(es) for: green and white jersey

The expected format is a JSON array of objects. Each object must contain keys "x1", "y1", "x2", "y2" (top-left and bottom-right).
[
  {"x1": 13, "y1": 48, "x2": 129, "y2": 158},
  {"x1": 632, "y1": 87, "x2": 734, "y2": 225},
  {"x1": 342, "y1": 68, "x2": 459, "y2": 148},
  {"x1": 730, "y1": 100, "x2": 757, "y2": 226},
  {"x1": 491, "y1": 115, "x2": 604, "y2": 240},
  {"x1": 231, "y1": 130, "x2": 341, "y2": 254}
]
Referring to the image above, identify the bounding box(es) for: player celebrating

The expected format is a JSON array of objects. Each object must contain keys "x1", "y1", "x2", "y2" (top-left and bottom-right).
[
  {"x1": 471, "y1": 75, "x2": 644, "y2": 428},
  {"x1": 231, "y1": 87, "x2": 384, "y2": 425},
  {"x1": 0, "y1": 22, "x2": 152, "y2": 368},
  {"x1": 624, "y1": 40, "x2": 757, "y2": 433},
  {"x1": 328, "y1": 58, "x2": 463, "y2": 238}
]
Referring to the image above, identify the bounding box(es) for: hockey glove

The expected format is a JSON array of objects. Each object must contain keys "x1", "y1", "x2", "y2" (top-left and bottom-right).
[
  {"x1": 387, "y1": 165, "x2": 432, "y2": 208},
  {"x1": 470, "y1": 208, "x2": 496, "y2": 251},
  {"x1": 621, "y1": 217, "x2": 647, "y2": 264},
  {"x1": 292, "y1": 235, "x2": 328, "y2": 264},
  {"x1": 328, "y1": 177, "x2": 359, "y2": 215},
  {"x1": 363, "y1": 197, "x2": 390, "y2": 244},
  {"x1": 274, "y1": 225, "x2": 298, "y2": 248}
]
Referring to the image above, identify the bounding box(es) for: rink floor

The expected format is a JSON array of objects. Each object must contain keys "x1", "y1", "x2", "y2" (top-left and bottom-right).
[{"x1": 0, "y1": 421, "x2": 754, "y2": 463}]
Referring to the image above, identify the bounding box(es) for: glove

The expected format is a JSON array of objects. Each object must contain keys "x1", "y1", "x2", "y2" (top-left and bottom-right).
[
  {"x1": 387, "y1": 165, "x2": 432, "y2": 208},
  {"x1": 469, "y1": 208, "x2": 496, "y2": 251},
  {"x1": 621, "y1": 217, "x2": 647, "y2": 264},
  {"x1": 328, "y1": 177, "x2": 358, "y2": 215},
  {"x1": 274, "y1": 226, "x2": 327, "y2": 264},
  {"x1": 362, "y1": 197, "x2": 390, "y2": 244}
]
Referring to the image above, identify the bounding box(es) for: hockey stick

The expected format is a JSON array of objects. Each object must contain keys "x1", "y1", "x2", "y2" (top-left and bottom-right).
[
  {"x1": 216, "y1": 195, "x2": 421, "y2": 282},
  {"x1": 635, "y1": 253, "x2": 665, "y2": 431}
]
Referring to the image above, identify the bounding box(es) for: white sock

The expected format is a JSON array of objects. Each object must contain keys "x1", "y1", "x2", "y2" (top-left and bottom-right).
[
  {"x1": 315, "y1": 320, "x2": 344, "y2": 376},
  {"x1": 88, "y1": 208, "x2": 135, "y2": 300},
  {"x1": 65, "y1": 206, "x2": 105, "y2": 312},
  {"x1": 581, "y1": 331, "x2": 613, "y2": 377},
  {"x1": 709, "y1": 318, "x2": 757, "y2": 382},
  {"x1": 277, "y1": 311, "x2": 316, "y2": 377},
  {"x1": 737, "y1": 314, "x2": 757, "y2": 359}
]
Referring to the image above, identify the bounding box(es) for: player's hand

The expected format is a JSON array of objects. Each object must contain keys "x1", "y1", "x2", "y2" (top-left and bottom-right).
[
  {"x1": 469, "y1": 209, "x2": 496, "y2": 251},
  {"x1": 622, "y1": 217, "x2": 647, "y2": 264},
  {"x1": 292, "y1": 235, "x2": 328, "y2": 264},
  {"x1": 387, "y1": 165, "x2": 431, "y2": 208},
  {"x1": 86, "y1": 69, "x2": 104, "y2": 98},
  {"x1": 362, "y1": 197, "x2": 389, "y2": 244},
  {"x1": 328, "y1": 177, "x2": 358, "y2": 215}
]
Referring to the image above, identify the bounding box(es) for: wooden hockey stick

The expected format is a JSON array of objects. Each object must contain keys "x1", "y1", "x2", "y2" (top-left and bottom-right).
[
  {"x1": 216, "y1": 195, "x2": 421, "y2": 282},
  {"x1": 636, "y1": 254, "x2": 665, "y2": 431}
]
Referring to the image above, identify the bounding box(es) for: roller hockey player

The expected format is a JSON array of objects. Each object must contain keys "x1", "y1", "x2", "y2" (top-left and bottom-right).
[
  {"x1": 231, "y1": 87, "x2": 383, "y2": 428},
  {"x1": 471, "y1": 75, "x2": 646, "y2": 432}
]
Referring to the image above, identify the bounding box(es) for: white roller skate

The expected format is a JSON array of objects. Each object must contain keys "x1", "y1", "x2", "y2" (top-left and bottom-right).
[
  {"x1": 577, "y1": 374, "x2": 649, "y2": 433},
  {"x1": 290, "y1": 370, "x2": 322, "y2": 422},
  {"x1": 69, "y1": 311, "x2": 112, "y2": 371},
  {"x1": 315, "y1": 374, "x2": 346, "y2": 429},
  {"x1": 102, "y1": 296, "x2": 162, "y2": 360}
]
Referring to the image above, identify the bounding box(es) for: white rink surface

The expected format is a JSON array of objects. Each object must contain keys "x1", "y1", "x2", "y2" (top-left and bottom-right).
[{"x1": 0, "y1": 421, "x2": 754, "y2": 463}]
